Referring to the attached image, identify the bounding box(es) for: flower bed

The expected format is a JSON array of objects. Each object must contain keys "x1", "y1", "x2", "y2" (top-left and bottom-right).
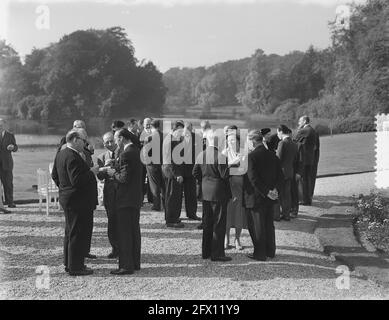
[{"x1": 352, "y1": 192, "x2": 389, "y2": 253}]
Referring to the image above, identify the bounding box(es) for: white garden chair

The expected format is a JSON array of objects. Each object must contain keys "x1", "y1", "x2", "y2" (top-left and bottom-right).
[{"x1": 37, "y1": 167, "x2": 60, "y2": 215}]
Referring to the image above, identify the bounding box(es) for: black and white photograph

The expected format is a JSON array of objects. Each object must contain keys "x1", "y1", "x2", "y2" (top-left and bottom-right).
[{"x1": 0, "y1": 0, "x2": 388, "y2": 303}]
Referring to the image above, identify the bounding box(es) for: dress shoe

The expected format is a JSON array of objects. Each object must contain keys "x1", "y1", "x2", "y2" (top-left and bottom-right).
[
  {"x1": 281, "y1": 216, "x2": 291, "y2": 221},
  {"x1": 85, "y1": 253, "x2": 97, "y2": 259},
  {"x1": 196, "y1": 223, "x2": 204, "y2": 230},
  {"x1": 107, "y1": 252, "x2": 118, "y2": 259},
  {"x1": 187, "y1": 215, "x2": 201, "y2": 221},
  {"x1": 0, "y1": 208, "x2": 11, "y2": 214},
  {"x1": 65, "y1": 265, "x2": 88, "y2": 273},
  {"x1": 166, "y1": 222, "x2": 185, "y2": 228},
  {"x1": 235, "y1": 239, "x2": 243, "y2": 250},
  {"x1": 211, "y1": 256, "x2": 232, "y2": 262},
  {"x1": 8, "y1": 204, "x2": 16, "y2": 208},
  {"x1": 247, "y1": 254, "x2": 266, "y2": 261},
  {"x1": 151, "y1": 206, "x2": 161, "y2": 211},
  {"x1": 110, "y1": 268, "x2": 134, "y2": 275},
  {"x1": 69, "y1": 269, "x2": 93, "y2": 276}
]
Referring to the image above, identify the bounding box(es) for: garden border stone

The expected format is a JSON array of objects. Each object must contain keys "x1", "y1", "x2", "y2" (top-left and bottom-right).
[{"x1": 314, "y1": 204, "x2": 389, "y2": 289}]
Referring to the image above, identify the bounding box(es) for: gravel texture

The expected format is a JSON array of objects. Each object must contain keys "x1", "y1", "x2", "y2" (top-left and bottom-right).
[{"x1": 1, "y1": 197, "x2": 388, "y2": 300}]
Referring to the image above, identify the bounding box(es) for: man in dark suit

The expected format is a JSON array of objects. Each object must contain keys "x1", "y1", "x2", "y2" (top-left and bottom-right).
[
  {"x1": 0, "y1": 119, "x2": 18, "y2": 208},
  {"x1": 193, "y1": 130, "x2": 232, "y2": 262},
  {"x1": 143, "y1": 119, "x2": 165, "y2": 211},
  {"x1": 51, "y1": 129, "x2": 99, "y2": 276},
  {"x1": 311, "y1": 129, "x2": 320, "y2": 199},
  {"x1": 276, "y1": 125, "x2": 298, "y2": 221},
  {"x1": 261, "y1": 128, "x2": 282, "y2": 221},
  {"x1": 108, "y1": 129, "x2": 143, "y2": 275},
  {"x1": 293, "y1": 116, "x2": 317, "y2": 205},
  {"x1": 181, "y1": 122, "x2": 201, "y2": 221},
  {"x1": 243, "y1": 130, "x2": 284, "y2": 261},
  {"x1": 97, "y1": 131, "x2": 120, "y2": 259},
  {"x1": 162, "y1": 121, "x2": 185, "y2": 228}
]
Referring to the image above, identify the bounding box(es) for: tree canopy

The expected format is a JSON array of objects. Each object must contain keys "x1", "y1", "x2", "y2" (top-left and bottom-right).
[{"x1": 0, "y1": 27, "x2": 167, "y2": 120}]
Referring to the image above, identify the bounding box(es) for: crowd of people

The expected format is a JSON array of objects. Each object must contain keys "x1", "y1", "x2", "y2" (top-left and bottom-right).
[{"x1": 51, "y1": 115, "x2": 320, "y2": 276}]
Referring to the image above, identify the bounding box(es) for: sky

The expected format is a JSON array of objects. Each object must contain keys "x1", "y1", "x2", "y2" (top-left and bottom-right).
[{"x1": 1, "y1": 0, "x2": 366, "y2": 72}]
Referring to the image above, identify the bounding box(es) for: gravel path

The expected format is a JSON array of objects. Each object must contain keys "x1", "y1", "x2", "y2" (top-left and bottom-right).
[{"x1": 1, "y1": 195, "x2": 388, "y2": 299}]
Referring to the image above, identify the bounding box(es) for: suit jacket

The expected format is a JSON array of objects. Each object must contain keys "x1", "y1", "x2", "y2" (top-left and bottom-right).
[
  {"x1": 192, "y1": 146, "x2": 231, "y2": 203},
  {"x1": 0, "y1": 130, "x2": 18, "y2": 171},
  {"x1": 276, "y1": 137, "x2": 298, "y2": 180},
  {"x1": 113, "y1": 143, "x2": 143, "y2": 209},
  {"x1": 293, "y1": 125, "x2": 317, "y2": 166},
  {"x1": 243, "y1": 144, "x2": 284, "y2": 209},
  {"x1": 182, "y1": 132, "x2": 202, "y2": 178},
  {"x1": 143, "y1": 130, "x2": 163, "y2": 166},
  {"x1": 162, "y1": 131, "x2": 184, "y2": 179},
  {"x1": 51, "y1": 147, "x2": 98, "y2": 211},
  {"x1": 96, "y1": 148, "x2": 117, "y2": 183}
]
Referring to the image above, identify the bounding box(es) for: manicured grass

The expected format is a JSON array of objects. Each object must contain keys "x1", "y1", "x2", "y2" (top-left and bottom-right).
[{"x1": 11, "y1": 131, "x2": 375, "y2": 200}]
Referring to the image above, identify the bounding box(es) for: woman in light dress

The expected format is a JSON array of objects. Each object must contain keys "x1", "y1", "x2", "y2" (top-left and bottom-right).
[{"x1": 222, "y1": 126, "x2": 248, "y2": 250}]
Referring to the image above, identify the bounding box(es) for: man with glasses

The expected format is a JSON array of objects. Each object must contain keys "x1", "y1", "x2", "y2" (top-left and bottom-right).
[{"x1": 51, "y1": 129, "x2": 99, "y2": 276}]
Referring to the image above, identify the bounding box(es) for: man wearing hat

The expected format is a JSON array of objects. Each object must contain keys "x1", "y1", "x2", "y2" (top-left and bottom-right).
[{"x1": 243, "y1": 130, "x2": 284, "y2": 261}]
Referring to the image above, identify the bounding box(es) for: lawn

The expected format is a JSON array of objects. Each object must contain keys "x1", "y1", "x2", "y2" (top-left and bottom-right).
[{"x1": 11, "y1": 131, "x2": 375, "y2": 201}]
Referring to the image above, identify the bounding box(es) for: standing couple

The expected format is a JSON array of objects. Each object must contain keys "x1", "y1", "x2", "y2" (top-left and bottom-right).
[{"x1": 193, "y1": 128, "x2": 283, "y2": 262}]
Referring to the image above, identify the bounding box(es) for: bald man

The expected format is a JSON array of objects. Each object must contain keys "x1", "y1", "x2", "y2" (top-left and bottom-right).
[
  {"x1": 0, "y1": 118, "x2": 18, "y2": 208},
  {"x1": 57, "y1": 120, "x2": 94, "y2": 168}
]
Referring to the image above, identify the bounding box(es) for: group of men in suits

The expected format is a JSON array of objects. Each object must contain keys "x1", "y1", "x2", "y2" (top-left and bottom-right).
[
  {"x1": 53, "y1": 119, "x2": 143, "y2": 276},
  {"x1": 52, "y1": 115, "x2": 320, "y2": 275}
]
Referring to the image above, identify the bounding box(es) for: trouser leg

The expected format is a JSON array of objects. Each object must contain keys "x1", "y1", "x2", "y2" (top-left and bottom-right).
[
  {"x1": 211, "y1": 201, "x2": 227, "y2": 259},
  {"x1": 66, "y1": 207, "x2": 85, "y2": 271},
  {"x1": 202, "y1": 201, "x2": 213, "y2": 258},
  {"x1": 0, "y1": 169, "x2": 13, "y2": 205},
  {"x1": 164, "y1": 176, "x2": 183, "y2": 224},
  {"x1": 130, "y1": 208, "x2": 141, "y2": 270},
  {"x1": 291, "y1": 176, "x2": 299, "y2": 214},
  {"x1": 280, "y1": 179, "x2": 292, "y2": 219},
  {"x1": 147, "y1": 165, "x2": 162, "y2": 210},
  {"x1": 311, "y1": 160, "x2": 318, "y2": 198},
  {"x1": 82, "y1": 210, "x2": 94, "y2": 255},
  {"x1": 116, "y1": 207, "x2": 133, "y2": 271},
  {"x1": 264, "y1": 200, "x2": 276, "y2": 258},
  {"x1": 183, "y1": 176, "x2": 197, "y2": 217}
]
